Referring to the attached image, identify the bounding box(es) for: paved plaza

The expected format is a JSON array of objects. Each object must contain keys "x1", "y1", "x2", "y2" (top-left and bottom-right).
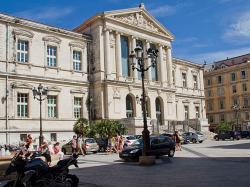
[
  {"x1": 1, "y1": 139, "x2": 249, "y2": 187},
  {"x1": 69, "y1": 140, "x2": 250, "y2": 187}
]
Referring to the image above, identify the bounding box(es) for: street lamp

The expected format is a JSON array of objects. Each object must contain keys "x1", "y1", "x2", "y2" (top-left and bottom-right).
[
  {"x1": 129, "y1": 44, "x2": 158, "y2": 157},
  {"x1": 231, "y1": 104, "x2": 241, "y2": 131},
  {"x1": 32, "y1": 84, "x2": 48, "y2": 146}
]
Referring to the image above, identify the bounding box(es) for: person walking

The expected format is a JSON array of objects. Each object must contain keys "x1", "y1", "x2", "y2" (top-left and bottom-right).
[
  {"x1": 119, "y1": 136, "x2": 124, "y2": 150},
  {"x1": 109, "y1": 135, "x2": 119, "y2": 154},
  {"x1": 174, "y1": 130, "x2": 182, "y2": 151},
  {"x1": 105, "y1": 135, "x2": 110, "y2": 155},
  {"x1": 19, "y1": 137, "x2": 26, "y2": 153},
  {"x1": 41, "y1": 142, "x2": 52, "y2": 166},
  {"x1": 77, "y1": 134, "x2": 85, "y2": 156},
  {"x1": 26, "y1": 134, "x2": 33, "y2": 151},
  {"x1": 71, "y1": 135, "x2": 78, "y2": 156},
  {"x1": 115, "y1": 134, "x2": 120, "y2": 150},
  {"x1": 54, "y1": 142, "x2": 64, "y2": 160}
]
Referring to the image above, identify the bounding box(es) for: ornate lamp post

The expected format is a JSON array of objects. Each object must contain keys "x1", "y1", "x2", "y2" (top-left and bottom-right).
[
  {"x1": 231, "y1": 104, "x2": 241, "y2": 131},
  {"x1": 129, "y1": 45, "x2": 158, "y2": 157},
  {"x1": 32, "y1": 84, "x2": 48, "y2": 146}
]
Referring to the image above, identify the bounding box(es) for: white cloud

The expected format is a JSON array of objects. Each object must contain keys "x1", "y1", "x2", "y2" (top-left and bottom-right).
[
  {"x1": 14, "y1": 7, "x2": 74, "y2": 22},
  {"x1": 149, "y1": 4, "x2": 185, "y2": 18},
  {"x1": 175, "y1": 47, "x2": 250, "y2": 64},
  {"x1": 222, "y1": 11, "x2": 250, "y2": 44}
]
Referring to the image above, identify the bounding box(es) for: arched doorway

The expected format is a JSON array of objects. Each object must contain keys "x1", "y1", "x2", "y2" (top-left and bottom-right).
[{"x1": 126, "y1": 95, "x2": 134, "y2": 118}]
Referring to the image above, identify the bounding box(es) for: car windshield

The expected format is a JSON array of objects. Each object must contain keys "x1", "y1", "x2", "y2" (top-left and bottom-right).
[
  {"x1": 127, "y1": 136, "x2": 136, "y2": 140},
  {"x1": 85, "y1": 139, "x2": 96, "y2": 143},
  {"x1": 132, "y1": 139, "x2": 143, "y2": 146}
]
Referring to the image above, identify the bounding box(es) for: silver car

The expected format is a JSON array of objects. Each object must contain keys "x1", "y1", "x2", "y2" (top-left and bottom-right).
[
  {"x1": 123, "y1": 135, "x2": 138, "y2": 148},
  {"x1": 182, "y1": 132, "x2": 205, "y2": 143}
]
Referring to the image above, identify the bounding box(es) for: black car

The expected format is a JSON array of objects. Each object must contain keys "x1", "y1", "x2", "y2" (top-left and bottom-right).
[
  {"x1": 240, "y1": 131, "x2": 250, "y2": 139},
  {"x1": 95, "y1": 138, "x2": 107, "y2": 152},
  {"x1": 119, "y1": 136, "x2": 175, "y2": 161},
  {"x1": 214, "y1": 131, "x2": 241, "y2": 141}
]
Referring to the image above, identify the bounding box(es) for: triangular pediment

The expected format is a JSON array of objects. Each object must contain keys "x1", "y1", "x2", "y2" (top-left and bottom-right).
[
  {"x1": 47, "y1": 85, "x2": 61, "y2": 92},
  {"x1": 104, "y1": 8, "x2": 174, "y2": 40},
  {"x1": 11, "y1": 82, "x2": 33, "y2": 89}
]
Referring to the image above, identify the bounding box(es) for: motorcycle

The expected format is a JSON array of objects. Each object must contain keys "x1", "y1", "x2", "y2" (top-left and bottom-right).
[{"x1": 3, "y1": 152, "x2": 79, "y2": 187}]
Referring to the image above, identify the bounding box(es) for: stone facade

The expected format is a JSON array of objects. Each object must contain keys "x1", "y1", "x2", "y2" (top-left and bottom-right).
[{"x1": 0, "y1": 4, "x2": 208, "y2": 144}]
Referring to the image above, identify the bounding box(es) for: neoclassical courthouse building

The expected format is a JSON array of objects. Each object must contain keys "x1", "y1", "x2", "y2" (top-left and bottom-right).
[{"x1": 0, "y1": 4, "x2": 208, "y2": 143}]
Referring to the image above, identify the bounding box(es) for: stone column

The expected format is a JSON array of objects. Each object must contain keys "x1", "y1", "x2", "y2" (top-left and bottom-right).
[
  {"x1": 145, "y1": 41, "x2": 152, "y2": 81},
  {"x1": 104, "y1": 29, "x2": 111, "y2": 79},
  {"x1": 166, "y1": 47, "x2": 173, "y2": 86},
  {"x1": 115, "y1": 32, "x2": 122, "y2": 78},
  {"x1": 131, "y1": 36, "x2": 138, "y2": 79},
  {"x1": 158, "y1": 45, "x2": 166, "y2": 85}
]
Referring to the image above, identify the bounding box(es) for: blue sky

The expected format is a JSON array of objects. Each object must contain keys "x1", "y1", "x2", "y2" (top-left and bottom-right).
[{"x1": 1, "y1": 0, "x2": 250, "y2": 64}]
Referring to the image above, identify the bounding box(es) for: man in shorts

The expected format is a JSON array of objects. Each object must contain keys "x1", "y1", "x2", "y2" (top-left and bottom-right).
[
  {"x1": 77, "y1": 134, "x2": 85, "y2": 156},
  {"x1": 71, "y1": 135, "x2": 78, "y2": 156}
]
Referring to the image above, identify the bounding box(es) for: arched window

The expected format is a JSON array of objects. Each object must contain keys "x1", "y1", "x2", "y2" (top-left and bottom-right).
[
  {"x1": 155, "y1": 98, "x2": 162, "y2": 125},
  {"x1": 126, "y1": 95, "x2": 134, "y2": 118}
]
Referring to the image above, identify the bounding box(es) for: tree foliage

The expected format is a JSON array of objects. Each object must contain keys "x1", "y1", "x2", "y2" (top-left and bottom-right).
[
  {"x1": 91, "y1": 119, "x2": 127, "y2": 137},
  {"x1": 73, "y1": 118, "x2": 90, "y2": 136},
  {"x1": 214, "y1": 121, "x2": 231, "y2": 134},
  {"x1": 228, "y1": 121, "x2": 237, "y2": 130}
]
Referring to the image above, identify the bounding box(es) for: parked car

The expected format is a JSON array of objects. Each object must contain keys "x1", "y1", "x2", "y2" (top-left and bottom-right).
[
  {"x1": 135, "y1": 135, "x2": 143, "y2": 139},
  {"x1": 61, "y1": 138, "x2": 99, "y2": 155},
  {"x1": 239, "y1": 131, "x2": 250, "y2": 139},
  {"x1": 214, "y1": 131, "x2": 241, "y2": 141},
  {"x1": 95, "y1": 138, "x2": 107, "y2": 152},
  {"x1": 123, "y1": 135, "x2": 138, "y2": 148},
  {"x1": 119, "y1": 136, "x2": 175, "y2": 161},
  {"x1": 180, "y1": 135, "x2": 190, "y2": 144},
  {"x1": 182, "y1": 132, "x2": 205, "y2": 143}
]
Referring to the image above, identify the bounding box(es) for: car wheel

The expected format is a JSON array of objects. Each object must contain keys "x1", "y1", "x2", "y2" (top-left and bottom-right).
[
  {"x1": 168, "y1": 149, "x2": 175, "y2": 157},
  {"x1": 93, "y1": 151, "x2": 97, "y2": 154},
  {"x1": 124, "y1": 159, "x2": 129, "y2": 161},
  {"x1": 247, "y1": 136, "x2": 250, "y2": 139},
  {"x1": 215, "y1": 137, "x2": 219, "y2": 141},
  {"x1": 222, "y1": 139, "x2": 225, "y2": 141},
  {"x1": 100, "y1": 147, "x2": 105, "y2": 152},
  {"x1": 62, "y1": 148, "x2": 66, "y2": 155},
  {"x1": 230, "y1": 137, "x2": 234, "y2": 141},
  {"x1": 199, "y1": 141, "x2": 203, "y2": 143},
  {"x1": 192, "y1": 139, "x2": 197, "y2": 143}
]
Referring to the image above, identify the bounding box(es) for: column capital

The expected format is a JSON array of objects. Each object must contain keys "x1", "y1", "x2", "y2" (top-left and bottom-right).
[
  {"x1": 115, "y1": 31, "x2": 120, "y2": 35},
  {"x1": 166, "y1": 46, "x2": 172, "y2": 49},
  {"x1": 145, "y1": 40, "x2": 150, "y2": 43},
  {"x1": 158, "y1": 44, "x2": 163, "y2": 48}
]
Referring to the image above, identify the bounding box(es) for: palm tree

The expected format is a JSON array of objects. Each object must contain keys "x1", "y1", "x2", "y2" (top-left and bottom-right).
[{"x1": 73, "y1": 118, "x2": 90, "y2": 136}]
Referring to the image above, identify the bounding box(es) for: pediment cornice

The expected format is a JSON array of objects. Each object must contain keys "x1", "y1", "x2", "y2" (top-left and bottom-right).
[
  {"x1": 11, "y1": 82, "x2": 33, "y2": 89},
  {"x1": 47, "y1": 85, "x2": 61, "y2": 92},
  {"x1": 13, "y1": 28, "x2": 34, "y2": 38},
  {"x1": 42, "y1": 35, "x2": 62, "y2": 44},
  {"x1": 69, "y1": 41, "x2": 86, "y2": 49}
]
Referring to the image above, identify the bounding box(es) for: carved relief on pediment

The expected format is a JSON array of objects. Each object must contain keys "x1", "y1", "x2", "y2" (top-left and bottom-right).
[
  {"x1": 111, "y1": 12, "x2": 167, "y2": 36},
  {"x1": 13, "y1": 28, "x2": 34, "y2": 38},
  {"x1": 182, "y1": 99, "x2": 191, "y2": 104},
  {"x1": 69, "y1": 41, "x2": 85, "y2": 49},
  {"x1": 11, "y1": 82, "x2": 33, "y2": 89},
  {"x1": 43, "y1": 35, "x2": 62, "y2": 44}
]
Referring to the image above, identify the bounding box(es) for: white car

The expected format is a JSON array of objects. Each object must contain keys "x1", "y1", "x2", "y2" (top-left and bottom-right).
[{"x1": 123, "y1": 135, "x2": 137, "y2": 148}]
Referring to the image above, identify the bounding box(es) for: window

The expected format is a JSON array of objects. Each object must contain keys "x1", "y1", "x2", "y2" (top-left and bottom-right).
[
  {"x1": 20, "y1": 134, "x2": 27, "y2": 140},
  {"x1": 217, "y1": 87, "x2": 224, "y2": 96},
  {"x1": 51, "y1": 133, "x2": 57, "y2": 141},
  {"x1": 73, "y1": 51, "x2": 81, "y2": 71},
  {"x1": 232, "y1": 85, "x2": 237, "y2": 93},
  {"x1": 172, "y1": 70, "x2": 175, "y2": 85},
  {"x1": 242, "y1": 83, "x2": 247, "y2": 91},
  {"x1": 17, "y1": 93, "x2": 28, "y2": 117},
  {"x1": 182, "y1": 73, "x2": 186, "y2": 87},
  {"x1": 193, "y1": 75, "x2": 197, "y2": 89},
  {"x1": 208, "y1": 116, "x2": 214, "y2": 123},
  {"x1": 207, "y1": 90, "x2": 213, "y2": 97},
  {"x1": 136, "y1": 40, "x2": 143, "y2": 79},
  {"x1": 207, "y1": 78, "x2": 211, "y2": 86},
  {"x1": 208, "y1": 102, "x2": 213, "y2": 111},
  {"x1": 156, "y1": 98, "x2": 162, "y2": 125},
  {"x1": 243, "y1": 98, "x2": 249, "y2": 107},
  {"x1": 150, "y1": 44, "x2": 158, "y2": 81},
  {"x1": 126, "y1": 95, "x2": 133, "y2": 118},
  {"x1": 232, "y1": 99, "x2": 238, "y2": 105},
  {"x1": 195, "y1": 106, "x2": 200, "y2": 118},
  {"x1": 241, "y1": 71, "x2": 246, "y2": 79},
  {"x1": 246, "y1": 112, "x2": 250, "y2": 120},
  {"x1": 231, "y1": 73, "x2": 236, "y2": 81},
  {"x1": 121, "y1": 36, "x2": 130, "y2": 77},
  {"x1": 184, "y1": 106, "x2": 189, "y2": 120},
  {"x1": 232, "y1": 60, "x2": 234, "y2": 65},
  {"x1": 47, "y1": 46, "x2": 57, "y2": 67},
  {"x1": 47, "y1": 96, "x2": 57, "y2": 118},
  {"x1": 74, "y1": 98, "x2": 82, "y2": 118},
  {"x1": 218, "y1": 100, "x2": 225, "y2": 109},
  {"x1": 17, "y1": 40, "x2": 28, "y2": 62},
  {"x1": 220, "y1": 114, "x2": 225, "y2": 122},
  {"x1": 217, "y1": 76, "x2": 222, "y2": 84}
]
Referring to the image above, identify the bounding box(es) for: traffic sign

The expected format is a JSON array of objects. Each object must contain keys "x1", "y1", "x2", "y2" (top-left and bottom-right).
[{"x1": 120, "y1": 124, "x2": 124, "y2": 128}]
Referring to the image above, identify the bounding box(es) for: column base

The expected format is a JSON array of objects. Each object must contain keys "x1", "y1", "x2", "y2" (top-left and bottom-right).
[{"x1": 139, "y1": 156, "x2": 156, "y2": 165}]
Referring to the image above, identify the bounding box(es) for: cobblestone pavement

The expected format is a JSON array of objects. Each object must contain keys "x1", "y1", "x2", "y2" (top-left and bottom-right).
[
  {"x1": 1, "y1": 140, "x2": 249, "y2": 187},
  {"x1": 68, "y1": 139, "x2": 250, "y2": 187}
]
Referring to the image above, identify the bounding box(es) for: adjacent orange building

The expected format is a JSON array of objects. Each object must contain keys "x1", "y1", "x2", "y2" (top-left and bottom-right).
[{"x1": 204, "y1": 54, "x2": 250, "y2": 132}]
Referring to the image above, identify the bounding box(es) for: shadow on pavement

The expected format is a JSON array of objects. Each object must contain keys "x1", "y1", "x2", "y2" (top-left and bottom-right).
[
  {"x1": 70, "y1": 156, "x2": 250, "y2": 187},
  {"x1": 207, "y1": 142, "x2": 250, "y2": 149}
]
